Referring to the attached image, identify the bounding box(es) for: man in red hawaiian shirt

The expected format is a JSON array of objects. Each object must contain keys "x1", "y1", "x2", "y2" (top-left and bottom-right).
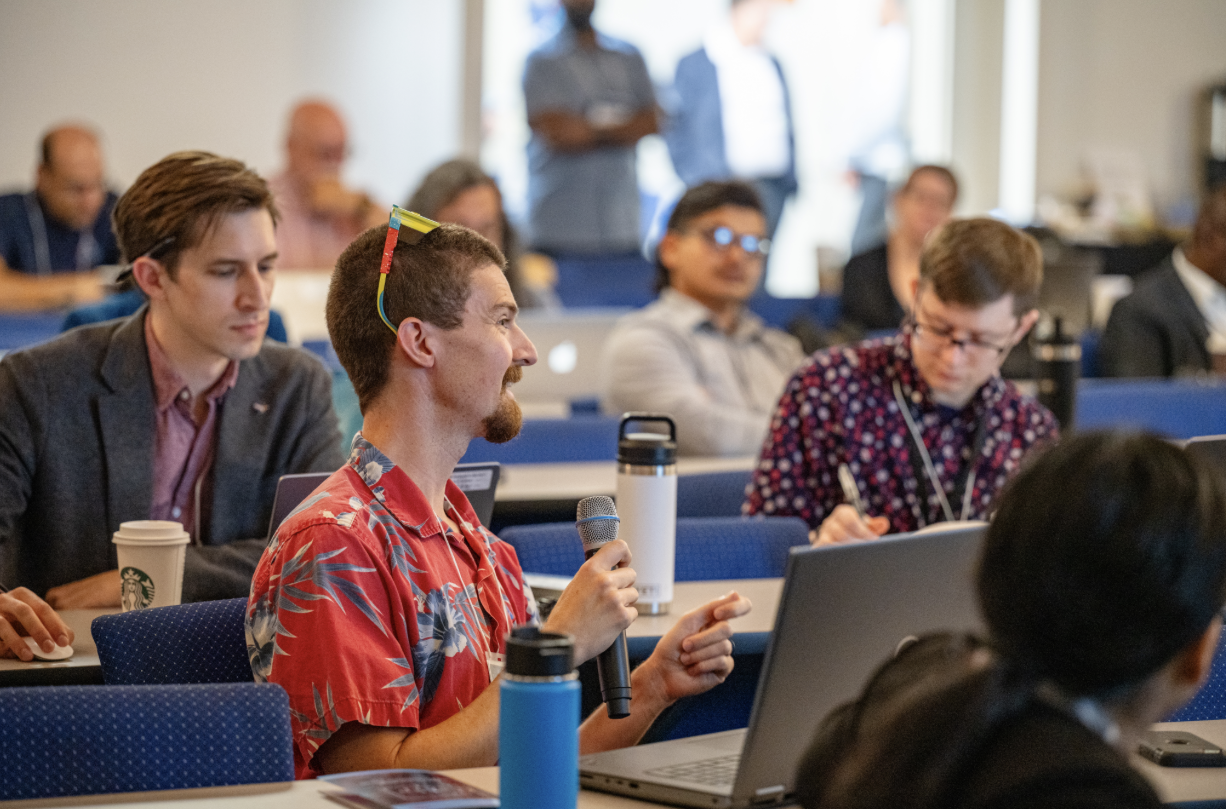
[
  {"x1": 247, "y1": 220, "x2": 751, "y2": 778},
  {"x1": 745, "y1": 217, "x2": 1058, "y2": 545}
]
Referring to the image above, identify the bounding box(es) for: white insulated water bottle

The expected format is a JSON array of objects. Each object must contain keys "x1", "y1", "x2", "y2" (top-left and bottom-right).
[{"x1": 615, "y1": 413, "x2": 677, "y2": 615}]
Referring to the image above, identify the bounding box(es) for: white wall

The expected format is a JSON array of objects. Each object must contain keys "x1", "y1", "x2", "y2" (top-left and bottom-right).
[
  {"x1": 0, "y1": 0, "x2": 463, "y2": 206},
  {"x1": 1036, "y1": 0, "x2": 1226, "y2": 216}
]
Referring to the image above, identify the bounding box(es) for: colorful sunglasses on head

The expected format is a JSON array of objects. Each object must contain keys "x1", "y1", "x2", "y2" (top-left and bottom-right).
[{"x1": 377, "y1": 206, "x2": 439, "y2": 334}]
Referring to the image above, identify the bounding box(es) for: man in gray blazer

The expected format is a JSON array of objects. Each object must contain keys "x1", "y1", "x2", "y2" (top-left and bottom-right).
[
  {"x1": 1101, "y1": 186, "x2": 1226, "y2": 377},
  {"x1": 0, "y1": 152, "x2": 343, "y2": 658}
]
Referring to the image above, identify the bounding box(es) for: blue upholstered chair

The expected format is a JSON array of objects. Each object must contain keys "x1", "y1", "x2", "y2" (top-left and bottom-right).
[
  {"x1": 1076, "y1": 378, "x2": 1226, "y2": 438},
  {"x1": 0, "y1": 683, "x2": 293, "y2": 800},
  {"x1": 677, "y1": 469, "x2": 753, "y2": 518},
  {"x1": 500, "y1": 516, "x2": 809, "y2": 579},
  {"x1": 93, "y1": 598, "x2": 253, "y2": 685},
  {"x1": 461, "y1": 415, "x2": 620, "y2": 464}
]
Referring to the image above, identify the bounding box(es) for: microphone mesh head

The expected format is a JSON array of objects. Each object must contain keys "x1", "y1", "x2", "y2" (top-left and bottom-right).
[{"x1": 577, "y1": 495, "x2": 619, "y2": 551}]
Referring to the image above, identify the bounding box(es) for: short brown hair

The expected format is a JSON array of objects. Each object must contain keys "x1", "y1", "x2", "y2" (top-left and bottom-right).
[
  {"x1": 112, "y1": 151, "x2": 278, "y2": 277},
  {"x1": 327, "y1": 223, "x2": 506, "y2": 411},
  {"x1": 901, "y1": 164, "x2": 959, "y2": 204},
  {"x1": 920, "y1": 218, "x2": 1043, "y2": 314}
]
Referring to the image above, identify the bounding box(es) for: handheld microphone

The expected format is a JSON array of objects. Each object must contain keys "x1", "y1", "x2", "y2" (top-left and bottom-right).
[{"x1": 576, "y1": 495, "x2": 632, "y2": 719}]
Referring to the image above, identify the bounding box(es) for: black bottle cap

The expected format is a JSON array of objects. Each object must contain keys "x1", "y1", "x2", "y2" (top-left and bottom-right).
[
  {"x1": 505, "y1": 626, "x2": 575, "y2": 677},
  {"x1": 618, "y1": 413, "x2": 677, "y2": 466}
]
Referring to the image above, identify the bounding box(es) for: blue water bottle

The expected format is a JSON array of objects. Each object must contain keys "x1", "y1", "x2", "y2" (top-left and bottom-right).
[{"x1": 500, "y1": 626, "x2": 580, "y2": 809}]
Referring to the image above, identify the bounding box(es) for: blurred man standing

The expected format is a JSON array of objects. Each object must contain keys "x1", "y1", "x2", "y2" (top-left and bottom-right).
[
  {"x1": 0, "y1": 125, "x2": 118, "y2": 310},
  {"x1": 523, "y1": 0, "x2": 658, "y2": 257},
  {"x1": 268, "y1": 100, "x2": 384, "y2": 269},
  {"x1": 666, "y1": 0, "x2": 796, "y2": 238}
]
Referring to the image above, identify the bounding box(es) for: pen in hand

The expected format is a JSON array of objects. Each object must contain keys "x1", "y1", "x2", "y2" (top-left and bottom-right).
[{"x1": 838, "y1": 464, "x2": 867, "y2": 520}]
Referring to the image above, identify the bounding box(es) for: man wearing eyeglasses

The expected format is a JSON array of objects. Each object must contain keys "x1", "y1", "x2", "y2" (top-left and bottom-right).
[
  {"x1": 601, "y1": 181, "x2": 804, "y2": 456},
  {"x1": 746, "y1": 217, "x2": 1057, "y2": 544},
  {"x1": 0, "y1": 152, "x2": 344, "y2": 660}
]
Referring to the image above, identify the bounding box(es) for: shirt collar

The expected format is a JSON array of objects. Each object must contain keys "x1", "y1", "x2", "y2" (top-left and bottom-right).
[
  {"x1": 144, "y1": 314, "x2": 239, "y2": 412},
  {"x1": 345, "y1": 434, "x2": 482, "y2": 541},
  {"x1": 657, "y1": 287, "x2": 766, "y2": 340},
  {"x1": 1173, "y1": 246, "x2": 1226, "y2": 316}
]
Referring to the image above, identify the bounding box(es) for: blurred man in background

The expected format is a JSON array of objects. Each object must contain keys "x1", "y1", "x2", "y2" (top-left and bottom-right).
[
  {"x1": 523, "y1": 0, "x2": 658, "y2": 257},
  {"x1": 666, "y1": 0, "x2": 796, "y2": 239},
  {"x1": 268, "y1": 100, "x2": 385, "y2": 269},
  {"x1": 0, "y1": 125, "x2": 118, "y2": 310}
]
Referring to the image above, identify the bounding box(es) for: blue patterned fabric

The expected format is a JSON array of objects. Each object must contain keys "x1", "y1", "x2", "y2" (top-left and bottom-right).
[
  {"x1": 501, "y1": 516, "x2": 809, "y2": 579},
  {"x1": 677, "y1": 469, "x2": 753, "y2": 518},
  {"x1": 93, "y1": 598, "x2": 253, "y2": 685},
  {"x1": 0, "y1": 683, "x2": 292, "y2": 800}
]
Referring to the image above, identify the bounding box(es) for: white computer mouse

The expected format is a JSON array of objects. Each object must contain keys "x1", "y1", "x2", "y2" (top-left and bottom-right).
[{"x1": 22, "y1": 636, "x2": 74, "y2": 661}]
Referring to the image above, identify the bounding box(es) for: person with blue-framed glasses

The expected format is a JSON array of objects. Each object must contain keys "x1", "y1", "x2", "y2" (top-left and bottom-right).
[{"x1": 602, "y1": 180, "x2": 804, "y2": 456}]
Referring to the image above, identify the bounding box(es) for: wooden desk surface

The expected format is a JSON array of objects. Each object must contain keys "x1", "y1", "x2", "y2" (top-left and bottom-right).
[
  {"x1": 496, "y1": 456, "x2": 755, "y2": 502},
  {"x1": 0, "y1": 608, "x2": 112, "y2": 686}
]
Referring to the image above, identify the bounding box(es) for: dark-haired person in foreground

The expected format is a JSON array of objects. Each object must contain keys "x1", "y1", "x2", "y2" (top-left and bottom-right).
[
  {"x1": 0, "y1": 151, "x2": 343, "y2": 655},
  {"x1": 797, "y1": 431, "x2": 1226, "y2": 809},
  {"x1": 746, "y1": 218, "x2": 1057, "y2": 544},
  {"x1": 601, "y1": 181, "x2": 804, "y2": 456},
  {"x1": 246, "y1": 218, "x2": 751, "y2": 778}
]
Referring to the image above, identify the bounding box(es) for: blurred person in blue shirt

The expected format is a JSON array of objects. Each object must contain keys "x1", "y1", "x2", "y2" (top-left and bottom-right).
[
  {"x1": 0, "y1": 125, "x2": 119, "y2": 310},
  {"x1": 523, "y1": 0, "x2": 659, "y2": 257}
]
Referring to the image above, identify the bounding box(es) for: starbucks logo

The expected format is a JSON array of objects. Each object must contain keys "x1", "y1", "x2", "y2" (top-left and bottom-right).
[{"x1": 120, "y1": 567, "x2": 156, "y2": 611}]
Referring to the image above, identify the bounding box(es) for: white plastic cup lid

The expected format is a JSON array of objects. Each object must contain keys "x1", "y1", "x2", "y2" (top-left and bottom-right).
[{"x1": 112, "y1": 520, "x2": 190, "y2": 544}]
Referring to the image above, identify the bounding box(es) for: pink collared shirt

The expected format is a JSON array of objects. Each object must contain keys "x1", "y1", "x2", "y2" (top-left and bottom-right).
[
  {"x1": 266, "y1": 172, "x2": 366, "y2": 270},
  {"x1": 145, "y1": 315, "x2": 239, "y2": 540}
]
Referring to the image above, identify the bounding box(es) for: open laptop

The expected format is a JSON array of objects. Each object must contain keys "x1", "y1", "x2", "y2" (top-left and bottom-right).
[
  {"x1": 511, "y1": 308, "x2": 628, "y2": 405},
  {"x1": 266, "y1": 462, "x2": 502, "y2": 539},
  {"x1": 579, "y1": 522, "x2": 987, "y2": 808}
]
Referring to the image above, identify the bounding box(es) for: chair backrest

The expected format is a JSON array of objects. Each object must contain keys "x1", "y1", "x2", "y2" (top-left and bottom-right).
[
  {"x1": 461, "y1": 415, "x2": 620, "y2": 464},
  {"x1": 1077, "y1": 378, "x2": 1226, "y2": 438},
  {"x1": 677, "y1": 469, "x2": 753, "y2": 518},
  {"x1": 500, "y1": 516, "x2": 809, "y2": 580},
  {"x1": 93, "y1": 598, "x2": 253, "y2": 685},
  {"x1": 0, "y1": 682, "x2": 292, "y2": 800}
]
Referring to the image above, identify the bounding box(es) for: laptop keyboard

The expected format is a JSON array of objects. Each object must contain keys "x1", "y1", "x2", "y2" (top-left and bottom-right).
[{"x1": 645, "y1": 753, "x2": 742, "y2": 787}]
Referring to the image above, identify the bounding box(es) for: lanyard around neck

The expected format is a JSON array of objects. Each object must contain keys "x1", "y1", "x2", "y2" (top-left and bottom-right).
[{"x1": 892, "y1": 380, "x2": 988, "y2": 526}]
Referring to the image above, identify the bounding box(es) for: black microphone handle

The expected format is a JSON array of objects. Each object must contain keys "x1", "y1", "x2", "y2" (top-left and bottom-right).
[
  {"x1": 584, "y1": 544, "x2": 632, "y2": 719},
  {"x1": 596, "y1": 631, "x2": 632, "y2": 718}
]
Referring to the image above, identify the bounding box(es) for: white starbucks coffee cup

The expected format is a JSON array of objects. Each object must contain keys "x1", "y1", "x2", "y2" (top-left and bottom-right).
[{"x1": 112, "y1": 520, "x2": 190, "y2": 611}]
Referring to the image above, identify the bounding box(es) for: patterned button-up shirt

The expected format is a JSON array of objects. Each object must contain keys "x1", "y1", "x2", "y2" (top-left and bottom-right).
[
  {"x1": 246, "y1": 435, "x2": 538, "y2": 779},
  {"x1": 744, "y1": 335, "x2": 1058, "y2": 532}
]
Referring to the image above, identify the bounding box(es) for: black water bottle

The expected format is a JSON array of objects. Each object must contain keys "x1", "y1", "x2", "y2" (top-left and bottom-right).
[{"x1": 1033, "y1": 316, "x2": 1080, "y2": 430}]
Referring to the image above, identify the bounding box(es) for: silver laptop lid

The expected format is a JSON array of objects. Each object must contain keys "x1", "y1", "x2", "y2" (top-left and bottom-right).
[
  {"x1": 1183, "y1": 435, "x2": 1226, "y2": 478},
  {"x1": 512, "y1": 309, "x2": 627, "y2": 403},
  {"x1": 731, "y1": 522, "x2": 987, "y2": 806}
]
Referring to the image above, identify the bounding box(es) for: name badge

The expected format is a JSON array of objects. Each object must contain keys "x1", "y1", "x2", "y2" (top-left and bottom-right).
[{"x1": 487, "y1": 651, "x2": 506, "y2": 681}]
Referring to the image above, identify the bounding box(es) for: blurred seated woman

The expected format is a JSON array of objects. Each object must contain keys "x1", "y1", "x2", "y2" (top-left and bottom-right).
[
  {"x1": 839, "y1": 165, "x2": 957, "y2": 335},
  {"x1": 406, "y1": 159, "x2": 559, "y2": 310},
  {"x1": 796, "y1": 431, "x2": 1226, "y2": 809}
]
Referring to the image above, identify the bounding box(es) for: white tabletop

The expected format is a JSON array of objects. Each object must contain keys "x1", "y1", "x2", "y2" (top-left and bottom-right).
[
  {"x1": 1134, "y1": 719, "x2": 1226, "y2": 805},
  {"x1": 496, "y1": 456, "x2": 756, "y2": 502},
  {"x1": 0, "y1": 771, "x2": 672, "y2": 809},
  {"x1": 0, "y1": 580, "x2": 781, "y2": 687},
  {"x1": 0, "y1": 608, "x2": 112, "y2": 684}
]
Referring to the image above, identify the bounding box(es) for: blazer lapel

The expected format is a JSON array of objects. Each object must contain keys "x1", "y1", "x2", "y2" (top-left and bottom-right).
[
  {"x1": 98, "y1": 310, "x2": 156, "y2": 528},
  {"x1": 211, "y1": 356, "x2": 274, "y2": 544}
]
